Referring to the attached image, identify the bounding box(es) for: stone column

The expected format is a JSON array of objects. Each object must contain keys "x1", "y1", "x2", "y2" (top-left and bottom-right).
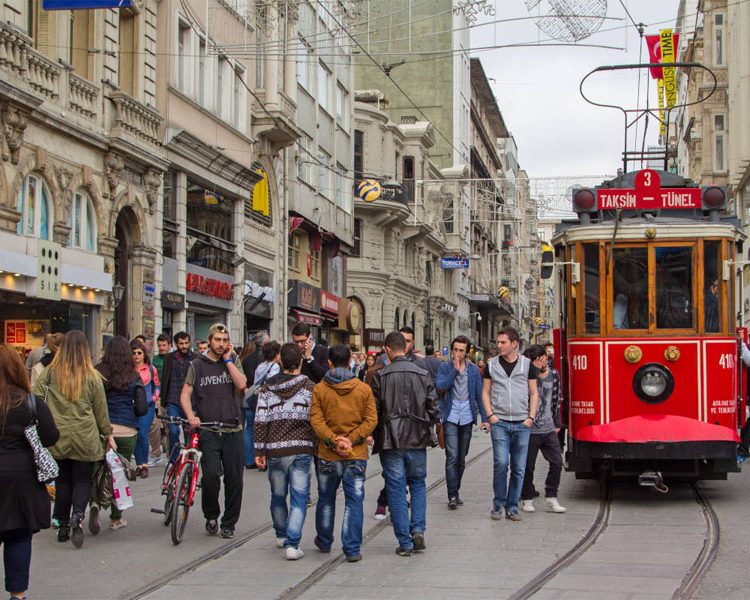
[
  {"x1": 98, "y1": 235, "x2": 120, "y2": 335},
  {"x1": 174, "y1": 171, "x2": 188, "y2": 333}
]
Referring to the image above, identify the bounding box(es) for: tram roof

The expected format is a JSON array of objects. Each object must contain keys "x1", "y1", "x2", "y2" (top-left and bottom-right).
[{"x1": 552, "y1": 216, "x2": 743, "y2": 245}]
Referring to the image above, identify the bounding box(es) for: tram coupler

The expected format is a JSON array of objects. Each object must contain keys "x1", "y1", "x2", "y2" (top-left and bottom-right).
[{"x1": 638, "y1": 471, "x2": 669, "y2": 493}]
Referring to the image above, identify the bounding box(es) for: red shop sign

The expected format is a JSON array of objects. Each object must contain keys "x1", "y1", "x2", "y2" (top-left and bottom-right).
[
  {"x1": 186, "y1": 273, "x2": 233, "y2": 300},
  {"x1": 320, "y1": 291, "x2": 340, "y2": 316}
]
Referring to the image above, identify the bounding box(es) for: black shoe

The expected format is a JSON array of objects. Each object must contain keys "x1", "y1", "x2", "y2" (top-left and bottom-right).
[
  {"x1": 412, "y1": 532, "x2": 426, "y2": 551},
  {"x1": 220, "y1": 528, "x2": 234, "y2": 539},
  {"x1": 395, "y1": 546, "x2": 413, "y2": 557},
  {"x1": 346, "y1": 553, "x2": 362, "y2": 562},
  {"x1": 447, "y1": 497, "x2": 458, "y2": 510},
  {"x1": 456, "y1": 496, "x2": 464, "y2": 506},
  {"x1": 71, "y1": 513, "x2": 84, "y2": 548},
  {"x1": 506, "y1": 511, "x2": 522, "y2": 522},
  {"x1": 57, "y1": 526, "x2": 70, "y2": 543},
  {"x1": 88, "y1": 504, "x2": 101, "y2": 535},
  {"x1": 532, "y1": 489, "x2": 540, "y2": 498},
  {"x1": 314, "y1": 536, "x2": 331, "y2": 553},
  {"x1": 244, "y1": 463, "x2": 258, "y2": 470},
  {"x1": 205, "y1": 519, "x2": 219, "y2": 535}
]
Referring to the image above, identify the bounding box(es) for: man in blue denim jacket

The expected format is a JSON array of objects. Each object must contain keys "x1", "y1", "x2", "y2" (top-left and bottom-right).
[{"x1": 436, "y1": 335, "x2": 487, "y2": 509}]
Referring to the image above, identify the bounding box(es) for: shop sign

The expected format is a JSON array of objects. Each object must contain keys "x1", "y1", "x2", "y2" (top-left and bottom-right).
[
  {"x1": 186, "y1": 273, "x2": 233, "y2": 300},
  {"x1": 36, "y1": 240, "x2": 62, "y2": 301},
  {"x1": 440, "y1": 257, "x2": 469, "y2": 269},
  {"x1": 143, "y1": 271, "x2": 155, "y2": 318},
  {"x1": 468, "y1": 293, "x2": 491, "y2": 303},
  {"x1": 5, "y1": 321, "x2": 27, "y2": 344},
  {"x1": 161, "y1": 291, "x2": 186, "y2": 310},
  {"x1": 320, "y1": 291, "x2": 340, "y2": 316},
  {"x1": 142, "y1": 317, "x2": 155, "y2": 339},
  {"x1": 365, "y1": 328, "x2": 385, "y2": 347},
  {"x1": 288, "y1": 279, "x2": 320, "y2": 312}
]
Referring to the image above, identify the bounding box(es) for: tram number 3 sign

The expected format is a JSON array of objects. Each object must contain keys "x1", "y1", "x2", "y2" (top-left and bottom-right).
[{"x1": 597, "y1": 169, "x2": 701, "y2": 210}]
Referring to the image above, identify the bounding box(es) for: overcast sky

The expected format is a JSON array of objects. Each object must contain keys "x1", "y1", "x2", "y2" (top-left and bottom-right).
[{"x1": 470, "y1": 0, "x2": 681, "y2": 179}]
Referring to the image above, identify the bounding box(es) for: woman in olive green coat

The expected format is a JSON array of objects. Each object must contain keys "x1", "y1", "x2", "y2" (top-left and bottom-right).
[{"x1": 32, "y1": 330, "x2": 114, "y2": 548}]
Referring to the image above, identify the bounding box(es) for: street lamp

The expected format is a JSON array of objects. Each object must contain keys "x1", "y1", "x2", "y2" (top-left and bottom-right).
[
  {"x1": 111, "y1": 281, "x2": 125, "y2": 309},
  {"x1": 470, "y1": 311, "x2": 482, "y2": 322}
]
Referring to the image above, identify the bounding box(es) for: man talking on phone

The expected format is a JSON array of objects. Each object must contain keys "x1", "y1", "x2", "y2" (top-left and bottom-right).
[
  {"x1": 292, "y1": 323, "x2": 328, "y2": 384},
  {"x1": 181, "y1": 323, "x2": 247, "y2": 539}
]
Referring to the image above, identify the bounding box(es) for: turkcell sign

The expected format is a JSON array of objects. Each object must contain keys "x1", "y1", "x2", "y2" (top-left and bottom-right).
[
  {"x1": 597, "y1": 188, "x2": 701, "y2": 210},
  {"x1": 43, "y1": 0, "x2": 131, "y2": 9},
  {"x1": 440, "y1": 257, "x2": 469, "y2": 269}
]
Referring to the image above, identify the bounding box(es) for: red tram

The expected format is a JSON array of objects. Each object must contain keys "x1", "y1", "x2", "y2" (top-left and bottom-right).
[{"x1": 551, "y1": 168, "x2": 744, "y2": 483}]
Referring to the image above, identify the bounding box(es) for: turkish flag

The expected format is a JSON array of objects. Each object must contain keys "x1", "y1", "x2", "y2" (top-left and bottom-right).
[{"x1": 645, "y1": 33, "x2": 680, "y2": 80}]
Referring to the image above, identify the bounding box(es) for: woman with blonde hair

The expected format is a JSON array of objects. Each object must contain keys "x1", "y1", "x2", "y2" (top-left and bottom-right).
[
  {"x1": 32, "y1": 330, "x2": 113, "y2": 548},
  {"x1": 30, "y1": 332, "x2": 64, "y2": 386},
  {"x1": 0, "y1": 344, "x2": 59, "y2": 599}
]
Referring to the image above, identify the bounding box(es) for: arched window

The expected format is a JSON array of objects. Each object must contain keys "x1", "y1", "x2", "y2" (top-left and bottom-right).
[
  {"x1": 394, "y1": 308, "x2": 400, "y2": 331},
  {"x1": 17, "y1": 174, "x2": 54, "y2": 240},
  {"x1": 69, "y1": 190, "x2": 97, "y2": 252}
]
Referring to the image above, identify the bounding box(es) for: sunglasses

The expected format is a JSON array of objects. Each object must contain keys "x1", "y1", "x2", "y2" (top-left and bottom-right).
[{"x1": 132, "y1": 350, "x2": 144, "y2": 355}]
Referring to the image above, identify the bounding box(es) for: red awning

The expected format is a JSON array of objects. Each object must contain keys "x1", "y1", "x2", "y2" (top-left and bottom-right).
[{"x1": 292, "y1": 309, "x2": 323, "y2": 326}]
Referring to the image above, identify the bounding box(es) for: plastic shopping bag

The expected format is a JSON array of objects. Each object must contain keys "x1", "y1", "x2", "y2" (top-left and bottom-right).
[{"x1": 105, "y1": 449, "x2": 134, "y2": 511}]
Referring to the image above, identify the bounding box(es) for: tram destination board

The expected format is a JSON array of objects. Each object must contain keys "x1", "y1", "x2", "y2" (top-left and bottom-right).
[{"x1": 597, "y1": 169, "x2": 700, "y2": 210}]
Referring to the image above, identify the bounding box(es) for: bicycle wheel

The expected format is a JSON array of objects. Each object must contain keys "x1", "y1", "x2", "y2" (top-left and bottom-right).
[
  {"x1": 170, "y1": 462, "x2": 194, "y2": 545},
  {"x1": 162, "y1": 463, "x2": 177, "y2": 526}
]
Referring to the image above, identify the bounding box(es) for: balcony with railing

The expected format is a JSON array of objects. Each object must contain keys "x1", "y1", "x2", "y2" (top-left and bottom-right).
[
  {"x1": 251, "y1": 89, "x2": 299, "y2": 145},
  {"x1": 109, "y1": 90, "x2": 163, "y2": 147}
]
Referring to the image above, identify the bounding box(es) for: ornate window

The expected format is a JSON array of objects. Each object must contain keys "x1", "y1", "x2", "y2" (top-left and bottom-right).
[
  {"x1": 69, "y1": 190, "x2": 97, "y2": 252},
  {"x1": 17, "y1": 174, "x2": 54, "y2": 240}
]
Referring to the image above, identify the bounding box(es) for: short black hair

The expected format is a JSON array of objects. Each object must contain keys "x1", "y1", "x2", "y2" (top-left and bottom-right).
[
  {"x1": 280, "y1": 342, "x2": 303, "y2": 371},
  {"x1": 498, "y1": 326, "x2": 520, "y2": 344},
  {"x1": 523, "y1": 344, "x2": 546, "y2": 361},
  {"x1": 173, "y1": 331, "x2": 190, "y2": 344},
  {"x1": 424, "y1": 344, "x2": 435, "y2": 355},
  {"x1": 197, "y1": 339, "x2": 207, "y2": 346},
  {"x1": 291, "y1": 323, "x2": 311, "y2": 337},
  {"x1": 328, "y1": 344, "x2": 351, "y2": 369},
  {"x1": 451, "y1": 335, "x2": 471, "y2": 351},
  {"x1": 385, "y1": 331, "x2": 406, "y2": 352},
  {"x1": 157, "y1": 334, "x2": 169, "y2": 344},
  {"x1": 398, "y1": 326, "x2": 414, "y2": 336},
  {"x1": 544, "y1": 342, "x2": 554, "y2": 349},
  {"x1": 261, "y1": 340, "x2": 281, "y2": 362}
]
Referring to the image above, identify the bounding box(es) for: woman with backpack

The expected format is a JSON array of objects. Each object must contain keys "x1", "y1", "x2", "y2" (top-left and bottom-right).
[
  {"x1": 130, "y1": 339, "x2": 160, "y2": 479},
  {"x1": 32, "y1": 330, "x2": 114, "y2": 548},
  {"x1": 0, "y1": 344, "x2": 59, "y2": 599},
  {"x1": 95, "y1": 336, "x2": 147, "y2": 531}
]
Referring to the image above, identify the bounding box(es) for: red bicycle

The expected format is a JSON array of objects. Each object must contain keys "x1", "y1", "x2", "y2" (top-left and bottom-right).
[{"x1": 152, "y1": 416, "x2": 237, "y2": 545}]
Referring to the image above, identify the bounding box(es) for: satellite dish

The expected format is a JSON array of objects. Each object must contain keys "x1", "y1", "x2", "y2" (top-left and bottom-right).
[{"x1": 526, "y1": 0, "x2": 608, "y2": 43}]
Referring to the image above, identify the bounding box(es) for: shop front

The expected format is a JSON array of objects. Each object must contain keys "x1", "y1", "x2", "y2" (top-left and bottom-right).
[
  {"x1": 243, "y1": 265, "x2": 275, "y2": 342},
  {"x1": 185, "y1": 264, "x2": 234, "y2": 344},
  {"x1": 288, "y1": 279, "x2": 322, "y2": 337},
  {"x1": 0, "y1": 236, "x2": 111, "y2": 359},
  {"x1": 320, "y1": 290, "x2": 341, "y2": 345}
]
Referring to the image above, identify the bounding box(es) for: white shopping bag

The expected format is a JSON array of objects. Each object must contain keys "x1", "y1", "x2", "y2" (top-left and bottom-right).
[{"x1": 105, "y1": 449, "x2": 134, "y2": 511}]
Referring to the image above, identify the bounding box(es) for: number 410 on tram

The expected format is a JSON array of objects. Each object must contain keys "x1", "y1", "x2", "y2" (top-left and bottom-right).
[{"x1": 548, "y1": 169, "x2": 745, "y2": 484}]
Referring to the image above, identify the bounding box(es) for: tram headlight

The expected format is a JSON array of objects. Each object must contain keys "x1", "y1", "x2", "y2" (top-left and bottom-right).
[{"x1": 632, "y1": 363, "x2": 674, "y2": 404}]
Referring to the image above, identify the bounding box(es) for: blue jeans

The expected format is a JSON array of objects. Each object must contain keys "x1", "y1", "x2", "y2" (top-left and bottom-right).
[
  {"x1": 490, "y1": 420, "x2": 531, "y2": 514},
  {"x1": 1, "y1": 528, "x2": 32, "y2": 594},
  {"x1": 267, "y1": 454, "x2": 312, "y2": 548},
  {"x1": 134, "y1": 403, "x2": 156, "y2": 465},
  {"x1": 243, "y1": 409, "x2": 255, "y2": 466},
  {"x1": 379, "y1": 449, "x2": 427, "y2": 550},
  {"x1": 444, "y1": 421, "x2": 473, "y2": 499},
  {"x1": 167, "y1": 404, "x2": 186, "y2": 463},
  {"x1": 315, "y1": 459, "x2": 367, "y2": 557}
]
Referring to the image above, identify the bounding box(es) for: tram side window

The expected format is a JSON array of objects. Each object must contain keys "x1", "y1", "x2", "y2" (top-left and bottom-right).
[
  {"x1": 656, "y1": 246, "x2": 694, "y2": 329},
  {"x1": 612, "y1": 247, "x2": 648, "y2": 329},
  {"x1": 703, "y1": 241, "x2": 721, "y2": 333},
  {"x1": 583, "y1": 243, "x2": 600, "y2": 334}
]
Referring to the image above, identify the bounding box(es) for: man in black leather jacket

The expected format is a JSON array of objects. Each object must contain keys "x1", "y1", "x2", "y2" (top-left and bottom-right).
[{"x1": 371, "y1": 331, "x2": 438, "y2": 557}]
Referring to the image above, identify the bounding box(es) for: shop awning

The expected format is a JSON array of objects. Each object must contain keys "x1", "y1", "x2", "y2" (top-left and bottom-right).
[{"x1": 292, "y1": 309, "x2": 323, "y2": 326}]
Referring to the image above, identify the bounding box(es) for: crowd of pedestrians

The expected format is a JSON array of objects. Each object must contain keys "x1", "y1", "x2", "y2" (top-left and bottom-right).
[{"x1": 0, "y1": 322, "x2": 567, "y2": 599}]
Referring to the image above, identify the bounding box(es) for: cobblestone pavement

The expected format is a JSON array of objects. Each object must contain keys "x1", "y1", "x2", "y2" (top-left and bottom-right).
[{"x1": 26, "y1": 430, "x2": 750, "y2": 600}]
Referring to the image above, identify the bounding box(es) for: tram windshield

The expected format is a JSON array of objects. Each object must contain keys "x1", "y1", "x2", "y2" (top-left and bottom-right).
[{"x1": 568, "y1": 239, "x2": 730, "y2": 336}]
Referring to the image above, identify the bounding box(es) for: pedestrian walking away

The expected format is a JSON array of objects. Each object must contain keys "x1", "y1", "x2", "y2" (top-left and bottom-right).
[
  {"x1": 161, "y1": 332, "x2": 196, "y2": 462},
  {"x1": 254, "y1": 343, "x2": 316, "y2": 560},
  {"x1": 32, "y1": 330, "x2": 115, "y2": 548},
  {"x1": 436, "y1": 335, "x2": 487, "y2": 509},
  {"x1": 180, "y1": 323, "x2": 247, "y2": 539},
  {"x1": 520, "y1": 345, "x2": 566, "y2": 514},
  {"x1": 0, "y1": 344, "x2": 60, "y2": 600},
  {"x1": 96, "y1": 336, "x2": 149, "y2": 530},
  {"x1": 310, "y1": 344, "x2": 378, "y2": 562},
  {"x1": 243, "y1": 340, "x2": 281, "y2": 470},
  {"x1": 371, "y1": 331, "x2": 438, "y2": 556},
  {"x1": 481, "y1": 326, "x2": 539, "y2": 522}
]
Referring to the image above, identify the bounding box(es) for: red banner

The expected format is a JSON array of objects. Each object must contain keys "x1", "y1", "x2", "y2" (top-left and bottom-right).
[{"x1": 645, "y1": 33, "x2": 680, "y2": 80}]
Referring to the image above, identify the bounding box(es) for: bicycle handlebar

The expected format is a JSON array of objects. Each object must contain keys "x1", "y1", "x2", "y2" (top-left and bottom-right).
[{"x1": 157, "y1": 415, "x2": 239, "y2": 430}]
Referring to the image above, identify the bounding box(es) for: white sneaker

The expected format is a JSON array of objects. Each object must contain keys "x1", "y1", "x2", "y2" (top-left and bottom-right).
[
  {"x1": 545, "y1": 497, "x2": 567, "y2": 513},
  {"x1": 285, "y1": 546, "x2": 304, "y2": 560},
  {"x1": 521, "y1": 499, "x2": 535, "y2": 513},
  {"x1": 276, "y1": 537, "x2": 286, "y2": 548}
]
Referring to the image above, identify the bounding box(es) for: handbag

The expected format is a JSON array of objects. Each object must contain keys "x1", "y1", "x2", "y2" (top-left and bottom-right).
[
  {"x1": 24, "y1": 393, "x2": 59, "y2": 483},
  {"x1": 133, "y1": 379, "x2": 148, "y2": 417},
  {"x1": 435, "y1": 421, "x2": 446, "y2": 450}
]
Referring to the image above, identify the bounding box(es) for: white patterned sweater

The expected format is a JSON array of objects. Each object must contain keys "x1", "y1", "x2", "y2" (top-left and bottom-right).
[{"x1": 253, "y1": 373, "x2": 316, "y2": 458}]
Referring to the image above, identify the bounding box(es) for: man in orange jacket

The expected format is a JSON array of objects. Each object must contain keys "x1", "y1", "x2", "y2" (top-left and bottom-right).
[{"x1": 310, "y1": 344, "x2": 378, "y2": 562}]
